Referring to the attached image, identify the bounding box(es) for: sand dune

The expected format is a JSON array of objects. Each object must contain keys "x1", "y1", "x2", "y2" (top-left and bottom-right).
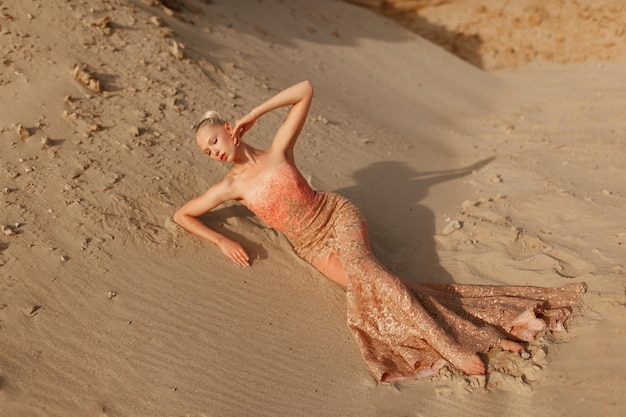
[
  {"x1": 351, "y1": 0, "x2": 626, "y2": 69},
  {"x1": 1, "y1": 0, "x2": 625, "y2": 416}
]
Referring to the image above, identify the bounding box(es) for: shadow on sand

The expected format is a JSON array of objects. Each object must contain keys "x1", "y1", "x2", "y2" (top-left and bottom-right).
[
  {"x1": 150, "y1": 0, "x2": 484, "y2": 68},
  {"x1": 337, "y1": 157, "x2": 494, "y2": 284}
]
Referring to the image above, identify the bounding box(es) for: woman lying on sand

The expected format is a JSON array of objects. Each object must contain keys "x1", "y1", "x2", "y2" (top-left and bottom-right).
[{"x1": 173, "y1": 81, "x2": 585, "y2": 382}]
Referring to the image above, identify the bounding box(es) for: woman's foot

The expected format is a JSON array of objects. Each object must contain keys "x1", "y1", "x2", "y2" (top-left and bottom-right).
[
  {"x1": 458, "y1": 354, "x2": 485, "y2": 375},
  {"x1": 500, "y1": 339, "x2": 525, "y2": 353}
]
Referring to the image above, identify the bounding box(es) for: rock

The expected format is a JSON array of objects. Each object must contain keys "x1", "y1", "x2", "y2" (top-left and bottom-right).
[
  {"x1": 488, "y1": 174, "x2": 503, "y2": 183},
  {"x1": 149, "y1": 16, "x2": 163, "y2": 27},
  {"x1": 443, "y1": 220, "x2": 462, "y2": 235},
  {"x1": 92, "y1": 16, "x2": 112, "y2": 36},
  {"x1": 170, "y1": 41, "x2": 184, "y2": 60},
  {"x1": 531, "y1": 346, "x2": 547, "y2": 363},
  {"x1": 2, "y1": 225, "x2": 16, "y2": 236},
  {"x1": 41, "y1": 135, "x2": 53, "y2": 149},
  {"x1": 70, "y1": 64, "x2": 102, "y2": 93},
  {"x1": 23, "y1": 304, "x2": 43, "y2": 317},
  {"x1": 16, "y1": 123, "x2": 30, "y2": 139},
  {"x1": 462, "y1": 200, "x2": 477, "y2": 209},
  {"x1": 316, "y1": 115, "x2": 329, "y2": 124}
]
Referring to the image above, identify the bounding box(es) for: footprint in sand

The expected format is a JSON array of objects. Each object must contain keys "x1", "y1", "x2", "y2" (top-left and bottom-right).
[
  {"x1": 543, "y1": 247, "x2": 595, "y2": 278},
  {"x1": 509, "y1": 234, "x2": 594, "y2": 278}
]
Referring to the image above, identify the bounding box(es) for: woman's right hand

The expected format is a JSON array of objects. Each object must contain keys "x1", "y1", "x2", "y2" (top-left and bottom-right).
[{"x1": 217, "y1": 236, "x2": 250, "y2": 267}]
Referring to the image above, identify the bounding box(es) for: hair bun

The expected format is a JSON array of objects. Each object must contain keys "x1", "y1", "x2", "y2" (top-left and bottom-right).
[
  {"x1": 194, "y1": 110, "x2": 225, "y2": 134},
  {"x1": 201, "y1": 110, "x2": 222, "y2": 121}
]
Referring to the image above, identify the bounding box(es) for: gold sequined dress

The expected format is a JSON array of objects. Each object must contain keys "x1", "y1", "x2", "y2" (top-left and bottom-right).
[{"x1": 247, "y1": 160, "x2": 586, "y2": 382}]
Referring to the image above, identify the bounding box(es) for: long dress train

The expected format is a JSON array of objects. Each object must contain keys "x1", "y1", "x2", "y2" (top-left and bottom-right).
[{"x1": 247, "y1": 160, "x2": 586, "y2": 382}]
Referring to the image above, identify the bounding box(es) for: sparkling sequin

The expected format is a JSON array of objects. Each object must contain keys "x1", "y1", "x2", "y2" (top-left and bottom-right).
[{"x1": 247, "y1": 160, "x2": 586, "y2": 381}]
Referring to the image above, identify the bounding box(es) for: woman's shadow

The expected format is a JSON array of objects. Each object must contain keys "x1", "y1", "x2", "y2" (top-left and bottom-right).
[{"x1": 336, "y1": 157, "x2": 494, "y2": 284}]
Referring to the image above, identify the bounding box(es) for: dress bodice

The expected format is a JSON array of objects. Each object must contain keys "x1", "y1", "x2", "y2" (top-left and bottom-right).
[{"x1": 247, "y1": 160, "x2": 321, "y2": 244}]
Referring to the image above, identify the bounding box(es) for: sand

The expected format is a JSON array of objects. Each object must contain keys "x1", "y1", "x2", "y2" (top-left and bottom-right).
[{"x1": 0, "y1": 0, "x2": 625, "y2": 416}]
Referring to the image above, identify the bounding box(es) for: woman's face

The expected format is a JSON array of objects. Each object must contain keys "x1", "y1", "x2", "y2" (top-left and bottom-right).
[{"x1": 195, "y1": 123, "x2": 236, "y2": 162}]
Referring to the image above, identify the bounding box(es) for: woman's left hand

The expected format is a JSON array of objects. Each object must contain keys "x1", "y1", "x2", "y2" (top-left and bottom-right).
[{"x1": 232, "y1": 112, "x2": 258, "y2": 142}]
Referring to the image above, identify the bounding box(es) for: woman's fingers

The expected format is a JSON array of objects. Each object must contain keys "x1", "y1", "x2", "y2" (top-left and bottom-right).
[
  {"x1": 232, "y1": 113, "x2": 257, "y2": 140},
  {"x1": 228, "y1": 247, "x2": 250, "y2": 267},
  {"x1": 218, "y1": 239, "x2": 250, "y2": 267},
  {"x1": 232, "y1": 122, "x2": 242, "y2": 136},
  {"x1": 233, "y1": 123, "x2": 249, "y2": 139},
  {"x1": 232, "y1": 250, "x2": 250, "y2": 267}
]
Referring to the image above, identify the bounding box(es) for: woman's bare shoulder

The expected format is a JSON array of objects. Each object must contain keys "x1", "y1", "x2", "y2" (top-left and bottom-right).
[{"x1": 203, "y1": 173, "x2": 239, "y2": 201}]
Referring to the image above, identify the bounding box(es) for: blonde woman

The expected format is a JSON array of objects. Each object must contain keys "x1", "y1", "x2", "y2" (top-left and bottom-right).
[{"x1": 174, "y1": 81, "x2": 585, "y2": 381}]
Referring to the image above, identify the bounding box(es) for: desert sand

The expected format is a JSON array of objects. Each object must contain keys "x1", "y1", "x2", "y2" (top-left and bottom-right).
[{"x1": 1, "y1": 0, "x2": 625, "y2": 416}]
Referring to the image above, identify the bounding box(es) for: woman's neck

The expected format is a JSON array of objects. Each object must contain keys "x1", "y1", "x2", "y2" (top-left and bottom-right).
[{"x1": 232, "y1": 141, "x2": 262, "y2": 166}]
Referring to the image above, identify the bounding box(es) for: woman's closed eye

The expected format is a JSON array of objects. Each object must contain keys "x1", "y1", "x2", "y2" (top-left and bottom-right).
[{"x1": 204, "y1": 137, "x2": 218, "y2": 155}]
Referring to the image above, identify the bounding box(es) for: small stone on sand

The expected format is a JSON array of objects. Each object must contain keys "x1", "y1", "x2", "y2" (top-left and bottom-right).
[
  {"x1": 16, "y1": 124, "x2": 30, "y2": 139},
  {"x1": 71, "y1": 64, "x2": 102, "y2": 93},
  {"x1": 41, "y1": 135, "x2": 53, "y2": 149},
  {"x1": 488, "y1": 174, "x2": 503, "y2": 183},
  {"x1": 443, "y1": 220, "x2": 462, "y2": 235},
  {"x1": 23, "y1": 304, "x2": 43, "y2": 317}
]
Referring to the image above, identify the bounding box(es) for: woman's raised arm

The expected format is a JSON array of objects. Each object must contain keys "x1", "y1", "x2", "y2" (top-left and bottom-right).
[{"x1": 232, "y1": 80, "x2": 313, "y2": 160}]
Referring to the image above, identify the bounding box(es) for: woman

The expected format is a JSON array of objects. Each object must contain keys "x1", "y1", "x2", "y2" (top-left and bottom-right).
[{"x1": 174, "y1": 81, "x2": 585, "y2": 382}]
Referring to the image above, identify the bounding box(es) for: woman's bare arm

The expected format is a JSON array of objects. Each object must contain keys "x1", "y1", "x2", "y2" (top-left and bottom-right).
[
  {"x1": 232, "y1": 80, "x2": 313, "y2": 160},
  {"x1": 173, "y1": 180, "x2": 250, "y2": 266}
]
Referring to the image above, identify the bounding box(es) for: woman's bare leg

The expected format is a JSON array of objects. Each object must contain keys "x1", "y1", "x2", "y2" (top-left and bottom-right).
[
  {"x1": 311, "y1": 219, "x2": 371, "y2": 287},
  {"x1": 311, "y1": 253, "x2": 348, "y2": 287}
]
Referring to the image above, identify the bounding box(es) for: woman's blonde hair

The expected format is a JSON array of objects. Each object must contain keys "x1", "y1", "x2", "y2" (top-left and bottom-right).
[{"x1": 194, "y1": 110, "x2": 225, "y2": 134}]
